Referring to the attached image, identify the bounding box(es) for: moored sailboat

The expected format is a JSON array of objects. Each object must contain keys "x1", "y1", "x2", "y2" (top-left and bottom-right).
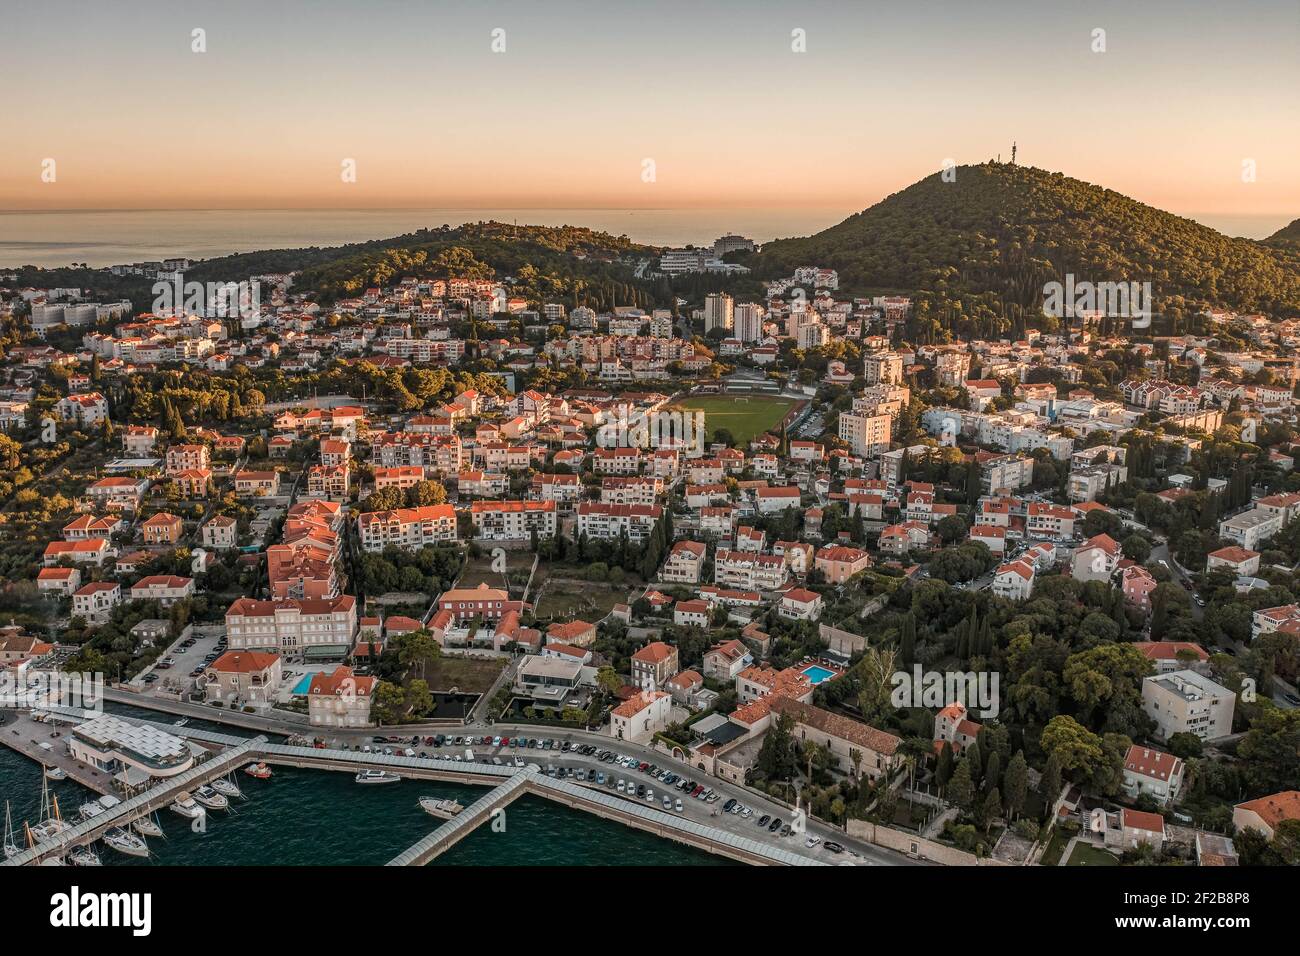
[{"x1": 103, "y1": 826, "x2": 150, "y2": 858}]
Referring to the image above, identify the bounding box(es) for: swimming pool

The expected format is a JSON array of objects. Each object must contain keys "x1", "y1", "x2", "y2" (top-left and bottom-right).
[
  {"x1": 801, "y1": 665, "x2": 837, "y2": 684},
  {"x1": 291, "y1": 674, "x2": 315, "y2": 695}
]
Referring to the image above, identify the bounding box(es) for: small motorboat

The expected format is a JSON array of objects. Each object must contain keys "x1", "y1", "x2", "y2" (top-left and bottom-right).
[
  {"x1": 103, "y1": 826, "x2": 150, "y2": 859},
  {"x1": 44, "y1": 767, "x2": 68, "y2": 781},
  {"x1": 68, "y1": 846, "x2": 101, "y2": 866},
  {"x1": 355, "y1": 769, "x2": 401, "y2": 785},
  {"x1": 169, "y1": 793, "x2": 205, "y2": 820},
  {"x1": 132, "y1": 814, "x2": 164, "y2": 839},
  {"x1": 210, "y1": 776, "x2": 242, "y2": 800},
  {"x1": 418, "y1": 797, "x2": 464, "y2": 820},
  {"x1": 193, "y1": 785, "x2": 229, "y2": 811},
  {"x1": 173, "y1": 718, "x2": 189, "y2": 727},
  {"x1": 244, "y1": 762, "x2": 273, "y2": 780}
]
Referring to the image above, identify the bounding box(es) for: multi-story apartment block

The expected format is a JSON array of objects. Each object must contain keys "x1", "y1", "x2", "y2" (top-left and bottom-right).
[
  {"x1": 356, "y1": 504, "x2": 457, "y2": 552},
  {"x1": 164, "y1": 444, "x2": 210, "y2": 475},
  {"x1": 1142, "y1": 670, "x2": 1236, "y2": 742},
  {"x1": 714, "y1": 549, "x2": 787, "y2": 591},
  {"x1": 1219, "y1": 508, "x2": 1282, "y2": 552},
  {"x1": 470, "y1": 500, "x2": 557, "y2": 540},
  {"x1": 838, "y1": 411, "x2": 891, "y2": 458},
  {"x1": 661, "y1": 540, "x2": 707, "y2": 583},
  {"x1": 576, "y1": 502, "x2": 661, "y2": 543}
]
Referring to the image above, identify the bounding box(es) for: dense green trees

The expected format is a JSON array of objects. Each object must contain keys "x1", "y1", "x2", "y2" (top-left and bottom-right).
[{"x1": 755, "y1": 163, "x2": 1300, "y2": 321}]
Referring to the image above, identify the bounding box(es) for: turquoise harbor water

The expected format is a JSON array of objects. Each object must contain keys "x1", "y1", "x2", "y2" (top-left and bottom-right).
[{"x1": 0, "y1": 705, "x2": 732, "y2": 867}]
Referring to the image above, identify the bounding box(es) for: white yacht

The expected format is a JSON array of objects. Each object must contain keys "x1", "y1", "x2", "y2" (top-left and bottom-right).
[
  {"x1": 355, "y1": 769, "x2": 401, "y2": 785},
  {"x1": 210, "y1": 776, "x2": 242, "y2": 800},
  {"x1": 132, "y1": 814, "x2": 164, "y2": 839},
  {"x1": 68, "y1": 846, "x2": 101, "y2": 866},
  {"x1": 418, "y1": 797, "x2": 465, "y2": 820},
  {"x1": 193, "y1": 785, "x2": 229, "y2": 810},
  {"x1": 169, "y1": 792, "x2": 205, "y2": 820},
  {"x1": 103, "y1": 826, "x2": 150, "y2": 858}
]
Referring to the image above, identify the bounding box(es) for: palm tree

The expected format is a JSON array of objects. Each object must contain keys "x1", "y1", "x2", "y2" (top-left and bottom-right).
[{"x1": 898, "y1": 736, "x2": 933, "y2": 792}]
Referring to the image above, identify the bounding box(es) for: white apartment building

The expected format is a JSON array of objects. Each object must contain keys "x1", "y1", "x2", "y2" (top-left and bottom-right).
[
  {"x1": 735, "y1": 303, "x2": 765, "y2": 343},
  {"x1": 470, "y1": 500, "x2": 557, "y2": 540},
  {"x1": 703, "y1": 292, "x2": 734, "y2": 334},
  {"x1": 838, "y1": 411, "x2": 891, "y2": 459},
  {"x1": 1141, "y1": 670, "x2": 1236, "y2": 742},
  {"x1": 1218, "y1": 508, "x2": 1282, "y2": 552},
  {"x1": 714, "y1": 549, "x2": 787, "y2": 591},
  {"x1": 992, "y1": 559, "x2": 1035, "y2": 601},
  {"x1": 661, "y1": 540, "x2": 706, "y2": 583},
  {"x1": 357, "y1": 504, "x2": 458, "y2": 552},
  {"x1": 576, "y1": 502, "x2": 661, "y2": 543},
  {"x1": 863, "y1": 352, "x2": 903, "y2": 385}
]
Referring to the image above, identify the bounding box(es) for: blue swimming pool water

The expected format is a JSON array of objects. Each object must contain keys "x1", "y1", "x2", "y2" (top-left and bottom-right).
[
  {"x1": 801, "y1": 665, "x2": 836, "y2": 684},
  {"x1": 291, "y1": 674, "x2": 314, "y2": 695}
]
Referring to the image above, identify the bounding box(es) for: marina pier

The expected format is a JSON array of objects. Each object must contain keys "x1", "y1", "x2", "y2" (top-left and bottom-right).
[{"x1": 3, "y1": 716, "x2": 830, "y2": 866}]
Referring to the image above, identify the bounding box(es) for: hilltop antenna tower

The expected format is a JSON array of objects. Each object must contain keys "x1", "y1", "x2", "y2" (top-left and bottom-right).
[{"x1": 1011, "y1": 142, "x2": 1017, "y2": 165}]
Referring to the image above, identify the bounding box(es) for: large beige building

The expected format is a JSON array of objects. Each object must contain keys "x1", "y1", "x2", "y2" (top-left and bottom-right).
[
  {"x1": 772, "y1": 697, "x2": 900, "y2": 781},
  {"x1": 838, "y1": 410, "x2": 891, "y2": 458},
  {"x1": 225, "y1": 595, "x2": 357, "y2": 661},
  {"x1": 1141, "y1": 670, "x2": 1236, "y2": 742}
]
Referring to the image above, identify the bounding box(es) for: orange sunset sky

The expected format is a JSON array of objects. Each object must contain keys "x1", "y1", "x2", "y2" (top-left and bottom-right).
[{"x1": 1, "y1": 0, "x2": 1297, "y2": 221}]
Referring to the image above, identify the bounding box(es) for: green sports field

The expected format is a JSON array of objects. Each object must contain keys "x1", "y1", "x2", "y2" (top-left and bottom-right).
[{"x1": 668, "y1": 394, "x2": 798, "y2": 446}]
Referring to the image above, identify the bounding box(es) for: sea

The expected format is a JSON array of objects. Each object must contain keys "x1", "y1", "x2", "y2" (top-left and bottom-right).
[
  {"x1": 0, "y1": 703, "x2": 731, "y2": 866},
  {"x1": 0, "y1": 208, "x2": 1289, "y2": 270},
  {"x1": 0, "y1": 207, "x2": 858, "y2": 270}
]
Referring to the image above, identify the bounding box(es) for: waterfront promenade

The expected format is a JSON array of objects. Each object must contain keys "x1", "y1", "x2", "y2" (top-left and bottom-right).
[{"x1": 6, "y1": 692, "x2": 922, "y2": 867}]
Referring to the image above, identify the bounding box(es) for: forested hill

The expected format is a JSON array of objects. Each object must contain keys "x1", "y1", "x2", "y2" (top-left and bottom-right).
[
  {"x1": 1267, "y1": 217, "x2": 1300, "y2": 246},
  {"x1": 752, "y1": 163, "x2": 1300, "y2": 318},
  {"x1": 190, "y1": 221, "x2": 657, "y2": 306}
]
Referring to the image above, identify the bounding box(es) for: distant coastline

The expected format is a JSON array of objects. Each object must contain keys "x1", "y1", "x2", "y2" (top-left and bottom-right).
[
  {"x1": 0, "y1": 207, "x2": 857, "y2": 270},
  {"x1": 0, "y1": 207, "x2": 1290, "y2": 270}
]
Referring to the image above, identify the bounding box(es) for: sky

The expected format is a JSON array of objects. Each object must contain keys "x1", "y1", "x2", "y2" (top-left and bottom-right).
[{"x1": 1, "y1": 0, "x2": 1297, "y2": 220}]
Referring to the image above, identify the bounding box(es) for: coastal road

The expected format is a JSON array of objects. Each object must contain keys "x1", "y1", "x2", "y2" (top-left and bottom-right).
[
  {"x1": 97, "y1": 691, "x2": 922, "y2": 865},
  {"x1": 467, "y1": 723, "x2": 925, "y2": 863}
]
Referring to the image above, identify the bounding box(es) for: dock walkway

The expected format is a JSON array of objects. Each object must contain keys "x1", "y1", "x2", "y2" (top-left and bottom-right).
[{"x1": 1, "y1": 737, "x2": 266, "y2": 866}]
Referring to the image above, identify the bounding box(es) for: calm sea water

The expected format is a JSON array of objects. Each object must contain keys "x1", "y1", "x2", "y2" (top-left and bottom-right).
[
  {"x1": 0, "y1": 208, "x2": 1288, "y2": 270},
  {"x1": 0, "y1": 208, "x2": 856, "y2": 269},
  {"x1": 0, "y1": 704, "x2": 731, "y2": 867}
]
